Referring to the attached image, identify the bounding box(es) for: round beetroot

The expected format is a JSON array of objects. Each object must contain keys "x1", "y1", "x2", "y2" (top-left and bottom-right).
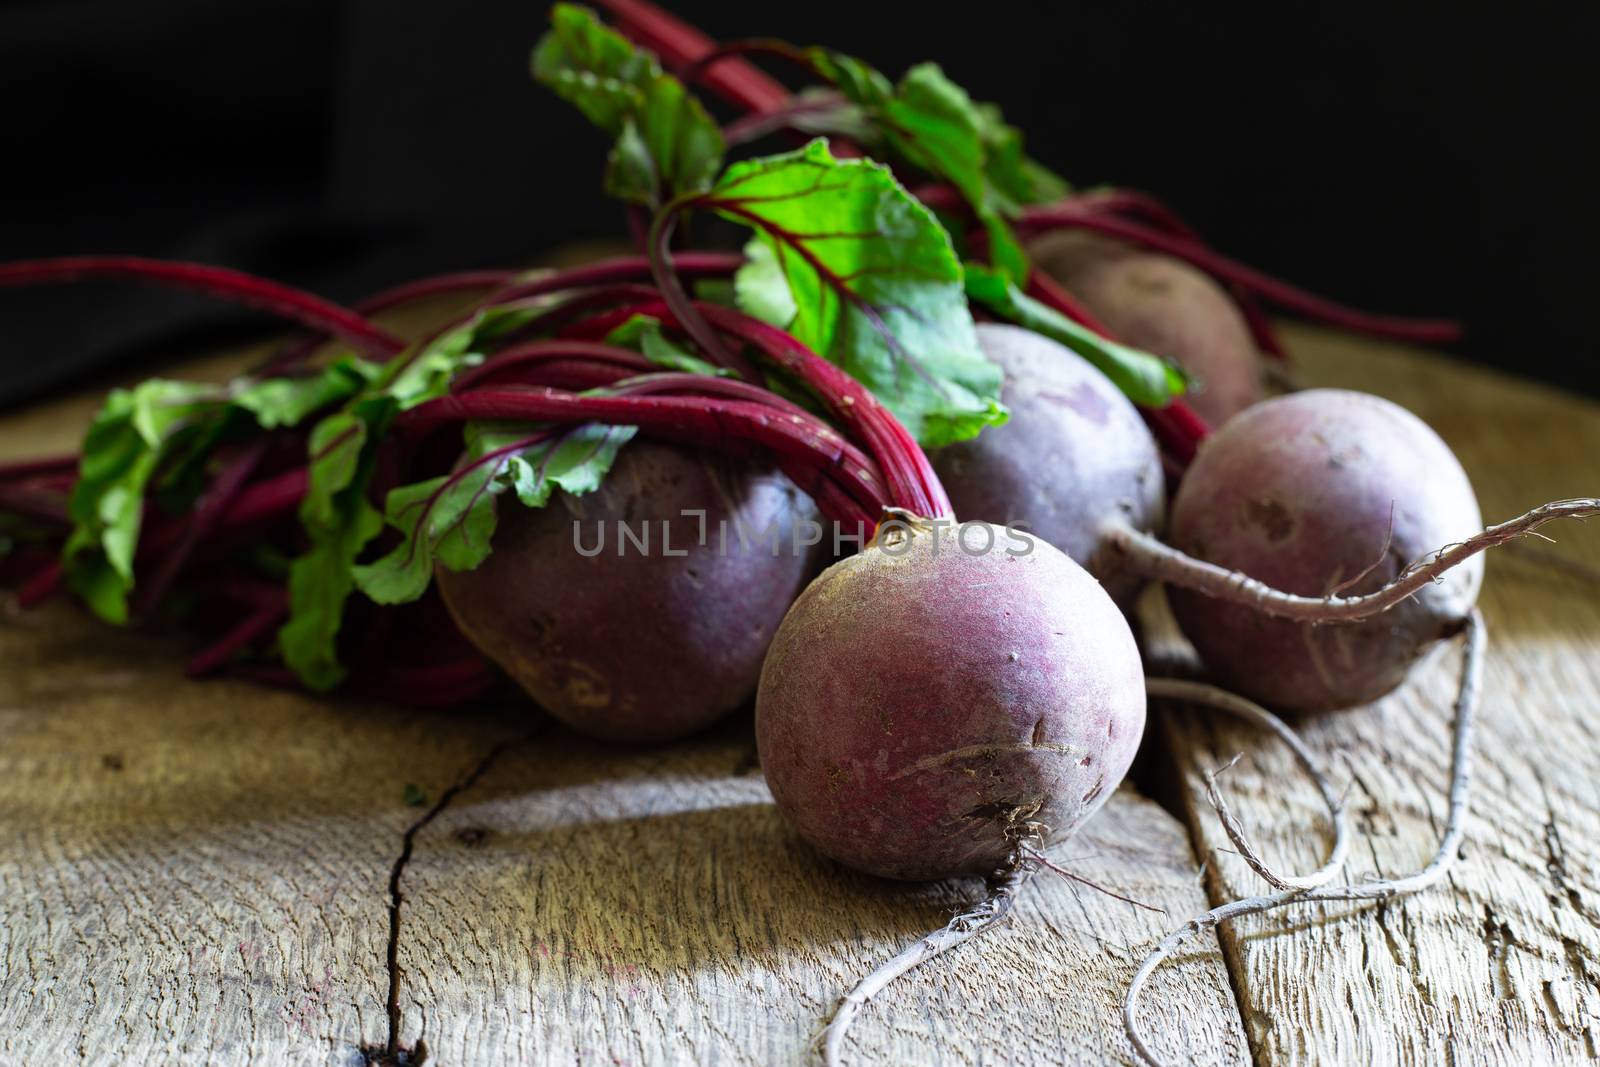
[
  {"x1": 932, "y1": 324, "x2": 1164, "y2": 609},
  {"x1": 1166, "y1": 389, "x2": 1483, "y2": 711},
  {"x1": 756, "y1": 521, "x2": 1146, "y2": 881},
  {"x1": 1030, "y1": 230, "x2": 1263, "y2": 425},
  {"x1": 438, "y1": 441, "x2": 817, "y2": 743}
]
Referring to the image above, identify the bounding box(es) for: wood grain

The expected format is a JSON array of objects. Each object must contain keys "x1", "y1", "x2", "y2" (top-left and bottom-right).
[
  {"x1": 0, "y1": 600, "x2": 1245, "y2": 1066},
  {"x1": 1159, "y1": 324, "x2": 1600, "y2": 1066},
  {"x1": 387, "y1": 727, "x2": 1245, "y2": 1067},
  {"x1": 0, "y1": 602, "x2": 520, "y2": 1066}
]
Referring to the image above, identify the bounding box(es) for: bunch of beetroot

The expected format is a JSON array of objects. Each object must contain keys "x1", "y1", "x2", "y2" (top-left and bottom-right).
[{"x1": 1, "y1": 4, "x2": 1595, "y2": 1066}]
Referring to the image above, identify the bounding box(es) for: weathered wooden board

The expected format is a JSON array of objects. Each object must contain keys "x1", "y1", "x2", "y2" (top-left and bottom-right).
[
  {"x1": 1160, "y1": 324, "x2": 1600, "y2": 1066},
  {"x1": 0, "y1": 603, "x2": 1245, "y2": 1067},
  {"x1": 0, "y1": 314, "x2": 1247, "y2": 1066}
]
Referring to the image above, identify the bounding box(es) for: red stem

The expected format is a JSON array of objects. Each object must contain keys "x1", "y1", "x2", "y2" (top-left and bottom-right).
[
  {"x1": 483, "y1": 362, "x2": 640, "y2": 393},
  {"x1": 612, "y1": 373, "x2": 884, "y2": 522},
  {"x1": 17, "y1": 561, "x2": 63, "y2": 607},
  {"x1": 0, "y1": 257, "x2": 405, "y2": 358},
  {"x1": 722, "y1": 92, "x2": 850, "y2": 147},
  {"x1": 482, "y1": 251, "x2": 742, "y2": 307},
  {"x1": 690, "y1": 303, "x2": 953, "y2": 519},
  {"x1": 354, "y1": 269, "x2": 520, "y2": 315},
  {"x1": 561, "y1": 291, "x2": 948, "y2": 519},
  {"x1": 499, "y1": 283, "x2": 667, "y2": 340},
  {"x1": 0, "y1": 454, "x2": 79, "y2": 483},
  {"x1": 140, "y1": 468, "x2": 308, "y2": 556},
  {"x1": 593, "y1": 0, "x2": 790, "y2": 114},
  {"x1": 1069, "y1": 188, "x2": 1206, "y2": 243},
  {"x1": 0, "y1": 485, "x2": 71, "y2": 526},
  {"x1": 186, "y1": 595, "x2": 288, "y2": 677},
  {"x1": 640, "y1": 195, "x2": 948, "y2": 517},
  {"x1": 1023, "y1": 270, "x2": 1112, "y2": 334},
  {"x1": 397, "y1": 387, "x2": 884, "y2": 527},
  {"x1": 1232, "y1": 292, "x2": 1290, "y2": 359},
  {"x1": 262, "y1": 269, "x2": 519, "y2": 373},
  {"x1": 1019, "y1": 206, "x2": 1463, "y2": 344},
  {"x1": 450, "y1": 341, "x2": 655, "y2": 392},
  {"x1": 1068, "y1": 190, "x2": 1289, "y2": 359},
  {"x1": 556, "y1": 304, "x2": 658, "y2": 341},
  {"x1": 133, "y1": 440, "x2": 270, "y2": 617},
  {"x1": 683, "y1": 37, "x2": 817, "y2": 86},
  {"x1": 448, "y1": 325, "x2": 890, "y2": 515},
  {"x1": 645, "y1": 206, "x2": 752, "y2": 377}
]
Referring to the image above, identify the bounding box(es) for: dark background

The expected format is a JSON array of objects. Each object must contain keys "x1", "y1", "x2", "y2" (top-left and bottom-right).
[{"x1": 2, "y1": 0, "x2": 1594, "y2": 410}]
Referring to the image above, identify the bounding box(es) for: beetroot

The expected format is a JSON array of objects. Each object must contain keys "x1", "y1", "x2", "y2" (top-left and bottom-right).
[
  {"x1": 1164, "y1": 389, "x2": 1483, "y2": 709},
  {"x1": 1029, "y1": 230, "x2": 1263, "y2": 425},
  {"x1": 932, "y1": 324, "x2": 1164, "y2": 607},
  {"x1": 437, "y1": 441, "x2": 816, "y2": 742},
  {"x1": 756, "y1": 520, "x2": 1146, "y2": 880}
]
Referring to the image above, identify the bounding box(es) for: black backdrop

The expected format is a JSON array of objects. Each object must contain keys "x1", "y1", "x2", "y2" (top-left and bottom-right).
[{"x1": 2, "y1": 0, "x2": 1594, "y2": 410}]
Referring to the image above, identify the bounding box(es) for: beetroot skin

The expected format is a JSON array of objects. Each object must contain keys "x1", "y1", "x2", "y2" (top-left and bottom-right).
[
  {"x1": 438, "y1": 441, "x2": 817, "y2": 743},
  {"x1": 1167, "y1": 389, "x2": 1483, "y2": 711},
  {"x1": 756, "y1": 521, "x2": 1146, "y2": 881},
  {"x1": 1030, "y1": 230, "x2": 1263, "y2": 425},
  {"x1": 933, "y1": 324, "x2": 1165, "y2": 609}
]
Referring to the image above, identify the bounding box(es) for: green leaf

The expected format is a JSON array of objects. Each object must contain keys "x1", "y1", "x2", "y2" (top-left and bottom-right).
[
  {"x1": 532, "y1": 3, "x2": 723, "y2": 205},
  {"x1": 353, "y1": 420, "x2": 637, "y2": 606},
  {"x1": 809, "y1": 51, "x2": 894, "y2": 109},
  {"x1": 232, "y1": 357, "x2": 378, "y2": 428},
  {"x1": 964, "y1": 264, "x2": 1190, "y2": 406},
  {"x1": 603, "y1": 315, "x2": 734, "y2": 377},
  {"x1": 58, "y1": 352, "x2": 380, "y2": 627},
  {"x1": 973, "y1": 101, "x2": 1070, "y2": 207},
  {"x1": 62, "y1": 379, "x2": 227, "y2": 623},
  {"x1": 732, "y1": 240, "x2": 798, "y2": 330},
  {"x1": 702, "y1": 139, "x2": 1003, "y2": 447},
  {"x1": 278, "y1": 408, "x2": 389, "y2": 690},
  {"x1": 273, "y1": 302, "x2": 536, "y2": 687},
  {"x1": 885, "y1": 65, "x2": 1028, "y2": 283},
  {"x1": 810, "y1": 53, "x2": 1068, "y2": 284}
]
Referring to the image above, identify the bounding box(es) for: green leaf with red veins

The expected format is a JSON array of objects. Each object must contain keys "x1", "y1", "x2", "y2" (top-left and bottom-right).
[{"x1": 703, "y1": 139, "x2": 1004, "y2": 448}]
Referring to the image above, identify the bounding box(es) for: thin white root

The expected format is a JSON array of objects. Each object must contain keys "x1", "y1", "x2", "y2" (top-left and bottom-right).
[
  {"x1": 819, "y1": 861, "x2": 1036, "y2": 1067},
  {"x1": 1019, "y1": 843, "x2": 1166, "y2": 913},
  {"x1": 1109, "y1": 499, "x2": 1599, "y2": 622},
  {"x1": 1124, "y1": 610, "x2": 1486, "y2": 1067},
  {"x1": 1146, "y1": 678, "x2": 1350, "y2": 893}
]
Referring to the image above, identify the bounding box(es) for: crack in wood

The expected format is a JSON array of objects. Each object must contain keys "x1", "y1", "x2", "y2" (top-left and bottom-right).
[{"x1": 361, "y1": 735, "x2": 528, "y2": 1066}]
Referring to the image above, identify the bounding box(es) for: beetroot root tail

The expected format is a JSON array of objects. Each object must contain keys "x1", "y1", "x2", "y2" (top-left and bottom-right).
[{"x1": 1124, "y1": 610, "x2": 1485, "y2": 1067}]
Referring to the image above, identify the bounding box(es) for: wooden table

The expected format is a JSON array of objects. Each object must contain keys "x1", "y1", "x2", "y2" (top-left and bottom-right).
[{"x1": 1, "y1": 313, "x2": 1597, "y2": 1066}]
